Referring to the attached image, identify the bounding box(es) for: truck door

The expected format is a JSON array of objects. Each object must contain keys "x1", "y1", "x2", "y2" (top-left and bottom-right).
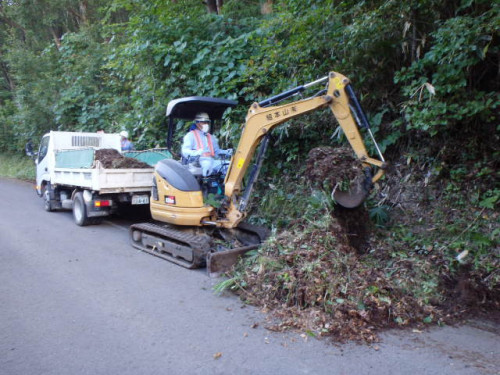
[{"x1": 36, "y1": 135, "x2": 50, "y2": 196}]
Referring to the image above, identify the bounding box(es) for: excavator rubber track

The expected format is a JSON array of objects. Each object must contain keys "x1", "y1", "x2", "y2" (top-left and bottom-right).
[
  {"x1": 130, "y1": 221, "x2": 269, "y2": 274},
  {"x1": 130, "y1": 223, "x2": 211, "y2": 269}
]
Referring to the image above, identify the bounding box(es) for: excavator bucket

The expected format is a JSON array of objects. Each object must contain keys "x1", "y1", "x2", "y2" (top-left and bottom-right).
[
  {"x1": 332, "y1": 169, "x2": 373, "y2": 208},
  {"x1": 333, "y1": 185, "x2": 368, "y2": 208}
]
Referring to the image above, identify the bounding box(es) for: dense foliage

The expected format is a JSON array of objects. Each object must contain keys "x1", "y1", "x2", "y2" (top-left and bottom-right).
[{"x1": 0, "y1": 0, "x2": 497, "y2": 155}]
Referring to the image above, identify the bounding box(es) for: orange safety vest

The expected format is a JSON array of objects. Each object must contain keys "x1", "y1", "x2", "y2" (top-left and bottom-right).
[{"x1": 192, "y1": 129, "x2": 215, "y2": 157}]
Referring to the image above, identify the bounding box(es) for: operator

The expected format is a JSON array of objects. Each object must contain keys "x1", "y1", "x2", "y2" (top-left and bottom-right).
[
  {"x1": 120, "y1": 130, "x2": 134, "y2": 151},
  {"x1": 181, "y1": 112, "x2": 232, "y2": 176}
]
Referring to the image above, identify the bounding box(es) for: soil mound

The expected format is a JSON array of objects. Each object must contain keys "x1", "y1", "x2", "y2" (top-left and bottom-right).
[{"x1": 94, "y1": 149, "x2": 151, "y2": 169}]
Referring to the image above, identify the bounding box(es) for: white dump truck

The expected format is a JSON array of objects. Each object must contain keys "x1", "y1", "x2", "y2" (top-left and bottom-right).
[{"x1": 34, "y1": 131, "x2": 160, "y2": 226}]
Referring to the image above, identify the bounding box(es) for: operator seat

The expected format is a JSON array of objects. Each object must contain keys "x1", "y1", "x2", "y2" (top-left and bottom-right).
[{"x1": 155, "y1": 159, "x2": 201, "y2": 192}]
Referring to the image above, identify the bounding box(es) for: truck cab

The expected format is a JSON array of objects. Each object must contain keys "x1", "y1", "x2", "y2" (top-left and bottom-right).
[{"x1": 35, "y1": 133, "x2": 51, "y2": 196}]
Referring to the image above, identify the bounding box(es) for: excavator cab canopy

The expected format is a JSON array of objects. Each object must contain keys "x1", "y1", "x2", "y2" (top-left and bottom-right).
[{"x1": 165, "y1": 96, "x2": 238, "y2": 152}]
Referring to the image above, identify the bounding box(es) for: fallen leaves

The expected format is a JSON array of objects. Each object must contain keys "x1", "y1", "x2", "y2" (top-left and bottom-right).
[{"x1": 213, "y1": 352, "x2": 222, "y2": 360}]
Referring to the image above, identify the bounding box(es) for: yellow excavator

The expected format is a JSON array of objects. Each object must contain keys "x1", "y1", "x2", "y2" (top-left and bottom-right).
[{"x1": 130, "y1": 71, "x2": 386, "y2": 275}]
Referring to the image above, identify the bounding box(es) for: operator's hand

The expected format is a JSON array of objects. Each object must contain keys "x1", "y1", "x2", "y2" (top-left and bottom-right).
[
  {"x1": 192, "y1": 149, "x2": 203, "y2": 157},
  {"x1": 225, "y1": 148, "x2": 233, "y2": 156}
]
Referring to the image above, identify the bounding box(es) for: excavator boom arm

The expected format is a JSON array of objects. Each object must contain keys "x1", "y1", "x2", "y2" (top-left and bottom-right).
[
  {"x1": 224, "y1": 95, "x2": 331, "y2": 197},
  {"x1": 220, "y1": 72, "x2": 386, "y2": 227},
  {"x1": 221, "y1": 72, "x2": 385, "y2": 227}
]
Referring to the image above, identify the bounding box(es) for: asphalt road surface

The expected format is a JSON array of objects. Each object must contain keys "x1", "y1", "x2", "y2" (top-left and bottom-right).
[{"x1": 1, "y1": 177, "x2": 498, "y2": 375}]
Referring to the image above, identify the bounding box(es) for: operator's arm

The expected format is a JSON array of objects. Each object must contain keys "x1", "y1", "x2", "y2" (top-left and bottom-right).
[
  {"x1": 213, "y1": 136, "x2": 230, "y2": 157},
  {"x1": 213, "y1": 135, "x2": 233, "y2": 157},
  {"x1": 181, "y1": 132, "x2": 202, "y2": 158}
]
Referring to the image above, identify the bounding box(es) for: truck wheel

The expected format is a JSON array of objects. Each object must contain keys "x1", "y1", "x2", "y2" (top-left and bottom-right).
[
  {"x1": 43, "y1": 183, "x2": 55, "y2": 212},
  {"x1": 73, "y1": 192, "x2": 91, "y2": 226}
]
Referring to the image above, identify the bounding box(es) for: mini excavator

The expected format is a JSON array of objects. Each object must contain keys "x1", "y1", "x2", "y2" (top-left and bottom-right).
[{"x1": 130, "y1": 71, "x2": 386, "y2": 275}]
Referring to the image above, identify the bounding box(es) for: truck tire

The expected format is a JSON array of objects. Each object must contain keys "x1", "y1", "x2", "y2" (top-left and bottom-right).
[
  {"x1": 73, "y1": 192, "x2": 91, "y2": 226},
  {"x1": 43, "y1": 182, "x2": 55, "y2": 212}
]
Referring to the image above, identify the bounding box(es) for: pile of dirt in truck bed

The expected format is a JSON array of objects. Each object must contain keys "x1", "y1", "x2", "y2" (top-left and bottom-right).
[
  {"x1": 226, "y1": 146, "x2": 499, "y2": 343},
  {"x1": 94, "y1": 149, "x2": 151, "y2": 169}
]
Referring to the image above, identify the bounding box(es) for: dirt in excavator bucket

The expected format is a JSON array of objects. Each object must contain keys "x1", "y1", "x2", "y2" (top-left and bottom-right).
[
  {"x1": 305, "y1": 146, "x2": 371, "y2": 253},
  {"x1": 305, "y1": 146, "x2": 368, "y2": 208},
  {"x1": 94, "y1": 148, "x2": 151, "y2": 169}
]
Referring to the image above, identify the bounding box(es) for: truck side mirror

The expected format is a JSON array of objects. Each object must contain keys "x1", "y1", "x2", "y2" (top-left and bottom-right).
[{"x1": 25, "y1": 141, "x2": 38, "y2": 162}]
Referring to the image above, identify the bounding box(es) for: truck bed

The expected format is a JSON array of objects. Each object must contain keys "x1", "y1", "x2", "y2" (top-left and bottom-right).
[
  {"x1": 52, "y1": 148, "x2": 155, "y2": 193},
  {"x1": 53, "y1": 167, "x2": 154, "y2": 194}
]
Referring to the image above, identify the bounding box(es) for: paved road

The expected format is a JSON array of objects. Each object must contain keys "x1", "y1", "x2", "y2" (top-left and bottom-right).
[{"x1": 0, "y1": 177, "x2": 498, "y2": 375}]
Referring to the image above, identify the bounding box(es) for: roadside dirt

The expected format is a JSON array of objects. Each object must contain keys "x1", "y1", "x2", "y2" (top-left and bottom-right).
[{"x1": 94, "y1": 149, "x2": 151, "y2": 169}]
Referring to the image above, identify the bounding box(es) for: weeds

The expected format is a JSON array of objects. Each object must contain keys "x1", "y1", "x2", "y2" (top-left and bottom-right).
[{"x1": 0, "y1": 153, "x2": 36, "y2": 180}]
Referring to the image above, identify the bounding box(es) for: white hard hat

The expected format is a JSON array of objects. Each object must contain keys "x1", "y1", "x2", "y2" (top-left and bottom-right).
[
  {"x1": 119, "y1": 130, "x2": 129, "y2": 138},
  {"x1": 194, "y1": 112, "x2": 210, "y2": 122}
]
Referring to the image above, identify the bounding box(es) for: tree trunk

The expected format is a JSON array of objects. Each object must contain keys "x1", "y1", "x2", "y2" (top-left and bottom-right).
[
  {"x1": 68, "y1": 1, "x2": 89, "y2": 27},
  {"x1": 79, "y1": 0, "x2": 89, "y2": 25},
  {"x1": 50, "y1": 27, "x2": 62, "y2": 50},
  {"x1": 411, "y1": 8, "x2": 417, "y2": 61},
  {"x1": 0, "y1": 61, "x2": 15, "y2": 92},
  {"x1": 261, "y1": 0, "x2": 273, "y2": 15},
  {"x1": 205, "y1": 0, "x2": 223, "y2": 14}
]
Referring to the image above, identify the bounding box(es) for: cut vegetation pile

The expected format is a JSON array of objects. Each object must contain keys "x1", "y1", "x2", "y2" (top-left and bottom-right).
[{"x1": 223, "y1": 147, "x2": 499, "y2": 343}]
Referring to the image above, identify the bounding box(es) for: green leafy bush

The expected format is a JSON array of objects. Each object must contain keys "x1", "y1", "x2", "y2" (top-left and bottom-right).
[{"x1": 394, "y1": 9, "x2": 499, "y2": 137}]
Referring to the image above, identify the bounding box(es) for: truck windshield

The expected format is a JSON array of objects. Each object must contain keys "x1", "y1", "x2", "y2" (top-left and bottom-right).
[{"x1": 38, "y1": 136, "x2": 50, "y2": 163}]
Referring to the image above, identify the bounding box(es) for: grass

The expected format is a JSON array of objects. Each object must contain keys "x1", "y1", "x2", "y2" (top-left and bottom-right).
[{"x1": 0, "y1": 153, "x2": 36, "y2": 181}]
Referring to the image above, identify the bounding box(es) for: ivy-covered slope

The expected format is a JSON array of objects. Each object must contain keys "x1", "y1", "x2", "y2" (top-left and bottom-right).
[{"x1": 220, "y1": 146, "x2": 498, "y2": 343}]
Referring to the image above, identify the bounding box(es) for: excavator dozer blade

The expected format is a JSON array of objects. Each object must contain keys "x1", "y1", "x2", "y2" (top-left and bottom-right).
[
  {"x1": 206, "y1": 244, "x2": 260, "y2": 277},
  {"x1": 333, "y1": 185, "x2": 368, "y2": 208},
  {"x1": 207, "y1": 222, "x2": 270, "y2": 277}
]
